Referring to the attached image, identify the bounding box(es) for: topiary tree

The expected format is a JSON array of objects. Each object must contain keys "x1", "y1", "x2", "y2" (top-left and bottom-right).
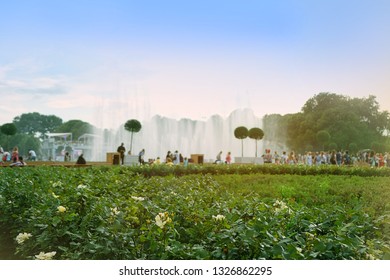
[
  {"x1": 248, "y1": 127, "x2": 264, "y2": 157},
  {"x1": 1, "y1": 123, "x2": 17, "y2": 136},
  {"x1": 234, "y1": 126, "x2": 248, "y2": 158},
  {"x1": 124, "y1": 119, "x2": 142, "y2": 155}
]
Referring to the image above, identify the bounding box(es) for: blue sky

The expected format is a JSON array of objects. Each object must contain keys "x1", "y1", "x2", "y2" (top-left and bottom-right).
[{"x1": 1, "y1": 0, "x2": 389, "y2": 128}]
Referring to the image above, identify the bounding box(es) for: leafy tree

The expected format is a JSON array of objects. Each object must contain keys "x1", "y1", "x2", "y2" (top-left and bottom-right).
[
  {"x1": 13, "y1": 112, "x2": 62, "y2": 138},
  {"x1": 1, "y1": 123, "x2": 17, "y2": 136},
  {"x1": 0, "y1": 123, "x2": 18, "y2": 152},
  {"x1": 316, "y1": 130, "x2": 331, "y2": 151},
  {"x1": 371, "y1": 141, "x2": 386, "y2": 153},
  {"x1": 0, "y1": 133, "x2": 40, "y2": 158},
  {"x1": 124, "y1": 119, "x2": 142, "y2": 155},
  {"x1": 55, "y1": 120, "x2": 95, "y2": 140},
  {"x1": 328, "y1": 142, "x2": 338, "y2": 151},
  {"x1": 248, "y1": 127, "x2": 264, "y2": 157},
  {"x1": 281, "y1": 93, "x2": 390, "y2": 153},
  {"x1": 234, "y1": 126, "x2": 248, "y2": 157},
  {"x1": 348, "y1": 142, "x2": 358, "y2": 154}
]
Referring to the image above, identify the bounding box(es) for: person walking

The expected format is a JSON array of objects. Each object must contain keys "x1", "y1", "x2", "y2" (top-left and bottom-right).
[
  {"x1": 225, "y1": 152, "x2": 231, "y2": 164},
  {"x1": 215, "y1": 151, "x2": 223, "y2": 164},
  {"x1": 138, "y1": 149, "x2": 145, "y2": 165},
  {"x1": 117, "y1": 143, "x2": 126, "y2": 165},
  {"x1": 11, "y1": 146, "x2": 19, "y2": 163}
]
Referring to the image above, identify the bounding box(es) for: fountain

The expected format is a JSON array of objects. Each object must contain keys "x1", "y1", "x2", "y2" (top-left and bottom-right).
[{"x1": 92, "y1": 108, "x2": 266, "y2": 164}]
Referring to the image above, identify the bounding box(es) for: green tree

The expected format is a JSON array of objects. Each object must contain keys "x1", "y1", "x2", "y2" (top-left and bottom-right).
[
  {"x1": 328, "y1": 142, "x2": 338, "y2": 151},
  {"x1": 282, "y1": 93, "x2": 390, "y2": 153},
  {"x1": 248, "y1": 127, "x2": 264, "y2": 157},
  {"x1": 0, "y1": 123, "x2": 18, "y2": 151},
  {"x1": 55, "y1": 120, "x2": 95, "y2": 140},
  {"x1": 124, "y1": 119, "x2": 142, "y2": 155},
  {"x1": 13, "y1": 112, "x2": 62, "y2": 138},
  {"x1": 348, "y1": 142, "x2": 358, "y2": 154},
  {"x1": 234, "y1": 126, "x2": 248, "y2": 157},
  {"x1": 316, "y1": 130, "x2": 331, "y2": 151},
  {"x1": 1, "y1": 123, "x2": 17, "y2": 136}
]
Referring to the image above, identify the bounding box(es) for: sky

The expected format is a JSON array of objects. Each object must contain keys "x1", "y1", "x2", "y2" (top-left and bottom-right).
[{"x1": 1, "y1": 0, "x2": 390, "y2": 129}]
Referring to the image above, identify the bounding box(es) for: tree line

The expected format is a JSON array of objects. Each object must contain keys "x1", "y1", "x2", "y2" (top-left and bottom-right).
[
  {"x1": 262, "y1": 93, "x2": 390, "y2": 154},
  {"x1": 0, "y1": 112, "x2": 95, "y2": 158}
]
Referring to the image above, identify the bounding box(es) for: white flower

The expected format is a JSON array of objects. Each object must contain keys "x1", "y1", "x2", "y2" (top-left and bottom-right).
[
  {"x1": 212, "y1": 214, "x2": 226, "y2": 221},
  {"x1": 77, "y1": 184, "x2": 88, "y2": 189},
  {"x1": 110, "y1": 207, "x2": 120, "y2": 216},
  {"x1": 155, "y1": 212, "x2": 172, "y2": 229},
  {"x1": 155, "y1": 214, "x2": 164, "y2": 228},
  {"x1": 57, "y1": 206, "x2": 66, "y2": 213},
  {"x1": 131, "y1": 196, "x2": 145, "y2": 201},
  {"x1": 16, "y1": 232, "x2": 32, "y2": 244},
  {"x1": 273, "y1": 200, "x2": 290, "y2": 214},
  {"x1": 51, "y1": 192, "x2": 60, "y2": 199},
  {"x1": 52, "y1": 181, "x2": 62, "y2": 188},
  {"x1": 35, "y1": 251, "x2": 56, "y2": 260}
]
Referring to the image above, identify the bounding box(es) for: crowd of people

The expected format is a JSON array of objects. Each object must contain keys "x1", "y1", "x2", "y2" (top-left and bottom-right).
[
  {"x1": 116, "y1": 144, "x2": 390, "y2": 169},
  {"x1": 3, "y1": 141, "x2": 389, "y2": 169},
  {"x1": 262, "y1": 149, "x2": 390, "y2": 168},
  {"x1": 0, "y1": 145, "x2": 38, "y2": 167}
]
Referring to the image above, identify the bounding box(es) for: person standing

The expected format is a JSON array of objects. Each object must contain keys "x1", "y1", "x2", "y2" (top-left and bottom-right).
[
  {"x1": 11, "y1": 146, "x2": 19, "y2": 163},
  {"x1": 225, "y1": 152, "x2": 231, "y2": 164},
  {"x1": 117, "y1": 143, "x2": 126, "y2": 165},
  {"x1": 174, "y1": 150, "x2": 180, "y2": 165},
  {"x1": 215, "y1": 151, "x2": 223, "y2": 164},
  {"x1": 138, "y1": 149, "x2": 145, "y2": 165},
  {"x1": 28, "y1": 150, "x2": 37, "y2": 161},
  {"x1": 64, "y1": 151, "x2": 71, "y2": 162}
]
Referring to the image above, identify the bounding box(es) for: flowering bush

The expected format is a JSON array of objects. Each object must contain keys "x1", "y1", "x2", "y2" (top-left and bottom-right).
[
  {"x1": 15, "y1": 233, "x2": 32, "y2": 244},
  {"x1": 35, "y1": 251, "x2": 56, "y2": 260},
  {"x1": 0, "y1": 166, "x2": 389, "y2": 260}
]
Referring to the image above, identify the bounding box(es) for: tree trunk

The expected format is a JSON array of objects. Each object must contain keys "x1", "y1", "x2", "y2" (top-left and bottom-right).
[
  {"x1": 241, "y1": 139, "x2": 244, "y2": 158},
  {"x1": 255, "y1": 140, "x2": 258, "y2": 157},
  {"x1": 129, "y1": 131, "x2": 134, "y2": 155}
]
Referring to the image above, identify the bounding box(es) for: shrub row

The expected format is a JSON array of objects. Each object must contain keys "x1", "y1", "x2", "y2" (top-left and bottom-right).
[{"x1": 0, "y1": 166, "x2": 388, "y2": 260}]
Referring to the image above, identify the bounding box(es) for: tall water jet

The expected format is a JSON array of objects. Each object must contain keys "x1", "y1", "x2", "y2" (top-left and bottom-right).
[{"x1": 92, "y1": 108, "x2": 266, "y2": 163}]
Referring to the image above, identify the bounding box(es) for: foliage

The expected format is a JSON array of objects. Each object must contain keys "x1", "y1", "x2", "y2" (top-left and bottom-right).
[
  {"x1": 248, "y1": 127, "x2": 264, "y2": 157},
  {"x1": 55, "y1": 120, "x2": 95, "y2": 140},
  {"x1": 124, "y1": 119, "x2": 142, "y2": 155},
  {"x1": 234, "y1": 126, "x2": 248, "y2": 140},
  {"x1": 0, "y1": 131, "x2": 41, "y2": 156},
  {"x1": 234, "y1": 126, "x2": 248, "y2": 157},
  {"x1": 1, "y1": 123, "x2": 17, "y2": 136},
  {"x1": 316, "y1": 130, "x2": 331, "y2": 150},
  {"x1": 263, "y1": 93, "x2": 390, "y2": 153},
  {"x1": 0, "y1": 165, "x2": 389, "y2": 260},
  {"x1": 13, "y1": 112, "x2": 63, "y2": 139}
]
